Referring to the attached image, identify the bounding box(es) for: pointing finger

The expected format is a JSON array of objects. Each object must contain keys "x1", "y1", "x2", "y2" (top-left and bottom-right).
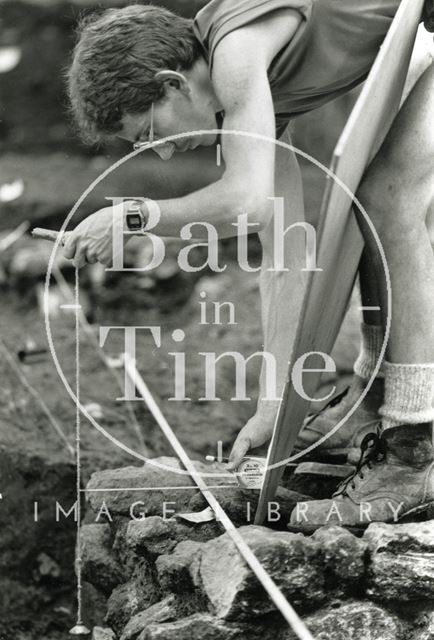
[
  {"x1": 73, "y1": 242, "x2": 87, "y2": 269},
  {"x1": 63, "y1": 234, "x2": 79, "y2": 260},
  {"x1": 227, "y1": 436, "x2": 251, "y2": 471}
]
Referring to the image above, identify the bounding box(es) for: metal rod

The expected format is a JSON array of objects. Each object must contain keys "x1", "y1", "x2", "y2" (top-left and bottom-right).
[{"x1": 70, "y1": 268, "x2": 90, "y2": 636}]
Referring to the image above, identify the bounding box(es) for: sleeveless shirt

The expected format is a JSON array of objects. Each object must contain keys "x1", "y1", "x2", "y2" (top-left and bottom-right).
[{"x1": 193, "y1": 0, "x2": 402, "y2": 134}]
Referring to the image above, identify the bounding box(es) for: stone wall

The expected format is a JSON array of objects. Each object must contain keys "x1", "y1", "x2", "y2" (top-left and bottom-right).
[{"x1": 80, "y1": 457, "x2": 434, "y2": 640}]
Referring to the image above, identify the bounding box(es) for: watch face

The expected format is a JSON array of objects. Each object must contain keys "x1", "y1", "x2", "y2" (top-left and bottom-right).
[{"x1": 126, "y1": 212, "x2": 142, "y2": 231}]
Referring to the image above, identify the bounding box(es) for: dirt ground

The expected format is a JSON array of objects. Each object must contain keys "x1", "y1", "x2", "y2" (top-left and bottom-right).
[{"x1": 0, "y1": 255, "x2": 262, "y2": 468}]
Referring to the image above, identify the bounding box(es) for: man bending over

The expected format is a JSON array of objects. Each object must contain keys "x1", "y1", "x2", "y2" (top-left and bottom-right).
[{"x1": 65, "y1": 1, "x2": 434, "y2": 528}]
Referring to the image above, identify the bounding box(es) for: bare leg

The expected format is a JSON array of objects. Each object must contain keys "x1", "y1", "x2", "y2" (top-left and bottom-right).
[
  {"x1": 357, "y1": 63, "x2": 434, "y2": 364},
  {"x1": 291, "y1": 68, "x2": 434, "y2": 523},
  {"x1": 295, "y1": 62, "x2": 434, "y2": 459},
  {"x1": 290, "y1": 46, "x2": 434, "y2": 531}
]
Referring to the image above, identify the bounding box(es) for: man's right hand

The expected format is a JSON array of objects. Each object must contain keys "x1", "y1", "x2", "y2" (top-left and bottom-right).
[{"x1": 227, "y1": 415, "x2": 274, "y2": 471}]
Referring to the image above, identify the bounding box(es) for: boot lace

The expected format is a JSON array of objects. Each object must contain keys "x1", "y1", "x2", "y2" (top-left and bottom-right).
[
  {"x1": 334, "y1": 431, "x2": 386, "y2": 496},
  {"x1": 304, "y1": 386, "x2": 350, "y2": 427}
]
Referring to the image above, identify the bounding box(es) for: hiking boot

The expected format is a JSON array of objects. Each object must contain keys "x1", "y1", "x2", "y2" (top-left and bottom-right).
[
  {"x1": 289, "y1": 422, "x2": 434, "y2": 532},
  {"x1": 294, "y1": 375, "x2": 384, "y2": 462}
]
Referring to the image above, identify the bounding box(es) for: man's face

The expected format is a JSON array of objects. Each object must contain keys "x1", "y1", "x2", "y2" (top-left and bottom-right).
[{"x1": 120, "y1": 76, "x2": 219, "y2": 160}]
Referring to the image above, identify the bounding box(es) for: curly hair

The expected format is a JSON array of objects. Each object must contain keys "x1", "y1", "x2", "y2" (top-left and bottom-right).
[
  {"x1": 67, "y1": 4, "x2": 202, "y2": 143},
  {"x1": 424, "y1": 0, "x2": 434, "y2": 32}
]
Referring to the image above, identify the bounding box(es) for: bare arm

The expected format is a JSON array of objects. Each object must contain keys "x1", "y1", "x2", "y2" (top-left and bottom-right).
[
  {"x1": 150, "y1": 41, "x2": 277, "y2": 236},
  {"x1": 228, "y1": 130, "x2": 309, "y2": 468}
]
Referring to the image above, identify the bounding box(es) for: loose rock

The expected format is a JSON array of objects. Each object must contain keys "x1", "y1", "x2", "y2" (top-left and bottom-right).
[
  {"x1": 312, "y1": 526, "x2": 367, "y2": 590},
  {"x1": 156, "y1": 540, "x2": 204, "y2": 594},
  {"x1": 106, "y1": 578, "x2": 161, "y2": 636},
  {"x1": 364, "y1": 521, "x2": 434, "y2": 554},
  {"x1": 126, "y1": 517, "x2": 178, "y2": 557},
  {"x1": 120, "y1": 593, "x2": 209, "y2": 640},
  {"x1": 92, "y1": 627, "x2": 116, "y2": 640},
  {"x1": 417, "y1": 611, "x2": 434, "y2": 640},
  {"x1": 140, "y1": 613, "x2": 277, "y2": 640},
  {"x1": 121, "y1": 596, "x2": 179, "y2": 640},
  {"x1": 81, "y1": 524, "x2": 126, "y2": 595},
  {"x1": 86, "y1": 457, "x2": 234, "y2": 521},
  {"x1": 364, "y1": 521, "x2": 434, "y2": 602},
  {"x1": 285, "y1": 601, "x2": 405, "y2": 640},
  {"x1": 86, "y1": 458, "x2": 198, "y2": 517},
  {"x1": 82, "y1": 582, "x2": 107, "y2": 629},
  {"x1": 199, "y1": 525, "x2": 325, "y2": 619},
  {"x1": 114, "y1": 515, "x2": 219, "y2": 576}
]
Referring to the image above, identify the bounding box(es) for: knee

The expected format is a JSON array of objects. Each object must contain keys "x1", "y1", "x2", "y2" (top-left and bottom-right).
[
  {"x1": 356, "y1": 166, "x2": 399, "y2": 242},
  {"x1": 357, "y1": 203, "x2": 425, "y2": 256},
  {"x1": 357, "y1": 191, "x2": 418, "y2": 246},
  {"x1": 356, "y1": 162, "x2": 432, "y2": 245}
]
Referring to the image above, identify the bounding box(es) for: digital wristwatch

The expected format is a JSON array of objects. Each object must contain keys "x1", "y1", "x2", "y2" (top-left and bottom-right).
[{"x1": 125, "y1": 201, "x2": 148, "y2": 232}]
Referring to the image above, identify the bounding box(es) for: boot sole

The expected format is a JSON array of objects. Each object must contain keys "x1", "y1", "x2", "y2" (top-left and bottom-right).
[{"x1": 287, "y1": 500, "x2": 434, "y2": 536}]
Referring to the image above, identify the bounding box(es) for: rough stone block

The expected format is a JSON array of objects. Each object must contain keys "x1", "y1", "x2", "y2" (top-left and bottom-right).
[
  {"x1": 139, "y1": 613, "x2": 276, "y2": 640},
  {"x1": 286, "y1": 601, "x2": 406, "y2": 640},
  {"x1": 86, "y1": 458, "x2": 199, "y2": 517},
  {"x1": 364, "y1": 521, "x2": 434, "y2": 554},
  {"x1": 81, "y1": 523, "x2": 126, "y2": 595},
  {"x1": 417, "y1": 612, "x2": 434, "y2": 640},
  {"x1": 123, "y1": 515, "x2": 221, "y2": 558},
  {"x1": 312, "y1": 525, "x2": 368, "y2": 587},
  {"x1": 199, "y1": 525, "x2": 325, "y2": 620},
  {"x1": 156, "y1": 540, "x2": 204, "y2": 594},
  {"x1": 126, "y1": 517, "x2": 178, "y2": 556},
  {"x1": 105, "y1": 578, "x2": 160, "y2": 636},
  {"x1": 364, "y1": 521, "x2": 434, "y2": 601},
  {"x1": 120, "y1": 593, "x2": 208, "y2": 640},
  {"x1": 82, "y1": 582, "x2": 107, "y2": 629},
  {"x1": 92, "y1": 627, "x2": 116, "y2": 640},
  {"x1": 121, "y1": 596, "x2": 179, "y2": 640}
]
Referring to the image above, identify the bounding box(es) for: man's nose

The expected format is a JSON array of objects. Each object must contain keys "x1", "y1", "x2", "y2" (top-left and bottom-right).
[{"x1": 152, "y1": 142, "x2": 176, "y2": 161}]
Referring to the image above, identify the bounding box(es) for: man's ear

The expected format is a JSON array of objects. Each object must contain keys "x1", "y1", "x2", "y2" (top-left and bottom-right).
[{"x1": 155, "y1": 70, "x2": 190, "y2": 95}]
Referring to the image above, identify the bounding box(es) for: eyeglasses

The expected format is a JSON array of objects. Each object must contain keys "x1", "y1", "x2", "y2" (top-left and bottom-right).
[
  {"x1": 133, "y1": 103, "x2": 155, "y2": 150},
  {"x1": 132, "y1": 103, "x2": 176, "y2": 160}
]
